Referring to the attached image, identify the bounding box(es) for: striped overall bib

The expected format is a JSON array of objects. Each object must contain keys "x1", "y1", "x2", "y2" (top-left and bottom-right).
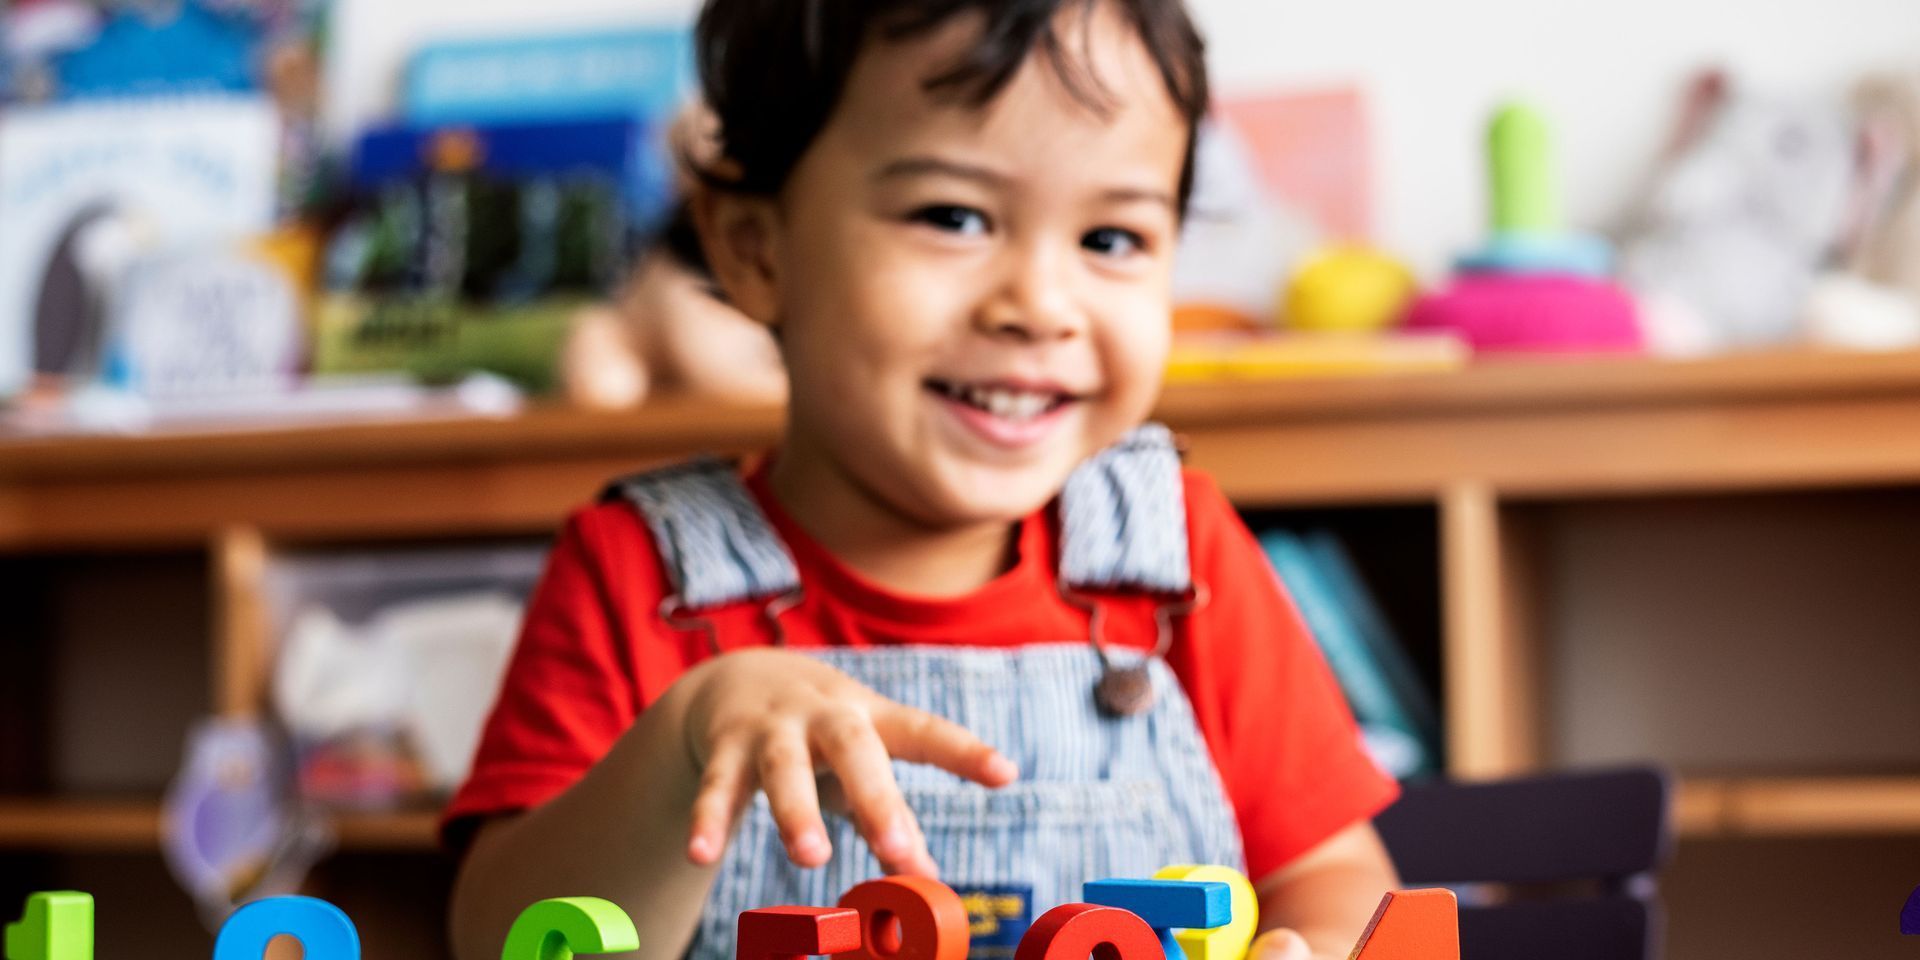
[{"x1": 605, "y1": 425, "x2": 1247, "y2": 960}]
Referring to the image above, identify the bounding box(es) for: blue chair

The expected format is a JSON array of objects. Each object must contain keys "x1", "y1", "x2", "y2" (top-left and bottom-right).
[{"x1": 1373, "y1": 766, "x2": 1673, "y2": 960}]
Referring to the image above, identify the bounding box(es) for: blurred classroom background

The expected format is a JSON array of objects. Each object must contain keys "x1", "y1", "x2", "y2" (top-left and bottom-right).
[{"x1": 4, "y1": 0, "x2": 1920, "y2": 958}]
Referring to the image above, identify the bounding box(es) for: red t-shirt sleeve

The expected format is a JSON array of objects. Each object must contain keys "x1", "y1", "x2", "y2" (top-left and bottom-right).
[
  {"x1": 1169, "y1": 472, "x2": 1401, "y2": 883},
  {"x1": 440, "y1": 505, "x2": 650, "y2": 849}
]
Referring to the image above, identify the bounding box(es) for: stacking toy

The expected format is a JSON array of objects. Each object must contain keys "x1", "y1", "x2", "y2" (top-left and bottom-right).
[
  {"x1": 1282, "y1": 247, "x2": 1418, "y2": 334},
  {"x1": 1405, "y1": 103, "x2": 1641, "y2": 354}
]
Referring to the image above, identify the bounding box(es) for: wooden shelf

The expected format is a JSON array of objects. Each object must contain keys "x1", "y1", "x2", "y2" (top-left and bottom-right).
[
  {"x1": 13, "y1": 349, "x2": 1920, "y2": 549},
  {"x1": 0, "y1": 799, "x2": 440, "y2": 853},
  {"x1": 1674, "y1": 777, "x2": 1920, "y2": 837}
]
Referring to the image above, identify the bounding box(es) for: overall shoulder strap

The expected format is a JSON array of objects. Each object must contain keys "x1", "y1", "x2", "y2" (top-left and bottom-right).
[
  {"x1": 1057, "y1": 422, "x2": 1193, "y2": 596},
  {"x1": 601, "y1": 457, "x2": 801, "y2": 611}
]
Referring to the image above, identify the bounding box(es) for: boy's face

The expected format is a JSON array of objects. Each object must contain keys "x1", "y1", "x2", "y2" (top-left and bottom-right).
[{"x1": 710, "y1": 2, "x2": 1186, "y2": 529}]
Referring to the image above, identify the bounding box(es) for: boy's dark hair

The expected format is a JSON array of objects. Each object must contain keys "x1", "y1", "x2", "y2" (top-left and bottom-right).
[{"x1": 694, "y1": 0, "x2": 1210, "y2": 217}]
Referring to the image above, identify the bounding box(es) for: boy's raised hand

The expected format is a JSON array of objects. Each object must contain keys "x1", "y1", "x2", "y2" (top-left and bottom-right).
[{"x1": 676, "y1": 649, "x2": 1019, "y2": 877}]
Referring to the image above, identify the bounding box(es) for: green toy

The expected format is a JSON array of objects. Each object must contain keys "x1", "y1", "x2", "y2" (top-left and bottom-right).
[
  {"x1": 501, "y1": 898, "x2": 639, "y2": 960},
  {"x1": 4, "y1": 893, "x2": 93, "y2": 960}
]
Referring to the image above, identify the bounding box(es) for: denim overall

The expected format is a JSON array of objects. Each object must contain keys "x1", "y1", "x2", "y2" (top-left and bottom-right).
[{"x1": 606, "y1": 426, "x2": 1247, "y2": 960}]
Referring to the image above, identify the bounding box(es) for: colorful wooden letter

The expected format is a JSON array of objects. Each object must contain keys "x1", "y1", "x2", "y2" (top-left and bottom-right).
[
  {"x1": 212, "y1": 896, "x2": 360, "y2": 960},
  {"x1": 1346, "y1": 890, "x2": 1458, "y2": 960},
  {"x1": 739, "y1": 907, "x2": 862, "y2": 960},
  {"x1": 1082, "y1": 878, "x2": 1229, "y2": 959},
  {"x1": 4, "y1": 892, "x2": 93, "y2": 960},
  {"x1": 833, "y1": 876, "x2": 969, "y2": 960},
  {"x1": 502, "y1": 898, "x2": 639, "y2": 960},
  {"x1": 1013, "y1": 904, "x2": 1164, "y2": 960},
  {"x1": 1150, "y1": 865, "x2": 1257, "y2": 960},
  {"x1": 1902, "y1": 884, "x2": 1920, "y2": 936}
]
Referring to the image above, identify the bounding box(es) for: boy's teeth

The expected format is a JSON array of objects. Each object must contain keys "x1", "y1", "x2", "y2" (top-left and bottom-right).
[{"x1": 943, "y1": 382, "x2": 1058, "y2": 421}]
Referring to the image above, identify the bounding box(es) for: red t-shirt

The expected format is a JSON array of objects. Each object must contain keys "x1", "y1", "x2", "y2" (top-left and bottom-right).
[{"x1": 444, "y1": 462, "x2": 1397, "y2": 882}]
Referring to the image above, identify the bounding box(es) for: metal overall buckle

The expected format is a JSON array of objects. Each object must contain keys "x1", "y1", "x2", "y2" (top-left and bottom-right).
[
  {"x1": 1058, "y1": 577, "x2": 1211, "y2": 717},
  {"x1": 659, "y1": 587, "x2": 806, "y2": 655}
]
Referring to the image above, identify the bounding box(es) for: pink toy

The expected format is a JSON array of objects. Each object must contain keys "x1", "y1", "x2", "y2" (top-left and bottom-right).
[{"x1": 1404, "y1": 274, "x2": 1641, "y2": 354}]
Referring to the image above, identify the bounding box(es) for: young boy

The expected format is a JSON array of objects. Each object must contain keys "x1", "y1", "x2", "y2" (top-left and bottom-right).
[{"x1": 445, "y1": 2, "x2": 1402, "y2": 959}]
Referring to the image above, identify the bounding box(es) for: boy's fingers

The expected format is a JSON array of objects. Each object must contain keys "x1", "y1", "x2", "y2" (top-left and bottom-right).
[
  {"x1": 757, "y1": 724, "x2": 833, "y2": 867},
  {"x1": 873, "y1": 704, "x2": 1019, "y2": 787},
  {"x1": 1249, "y1": 929, "x2": 1312, "y2": 960},
  {"x1": 808, "y1": 711, "x2": 936, "y2": 877},
  {"x1": 687, "y1": 737, "x2": 753, "y2": 865}
]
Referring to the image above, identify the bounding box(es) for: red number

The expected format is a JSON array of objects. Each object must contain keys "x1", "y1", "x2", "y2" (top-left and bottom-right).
[{"x1": 739, "y1": 907, "x2": 863, "y2": 960}]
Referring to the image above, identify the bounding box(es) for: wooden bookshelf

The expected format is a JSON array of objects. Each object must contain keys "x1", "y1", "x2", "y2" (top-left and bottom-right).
[{"x1": 0, "y1": 799, "x2": 440, "y2": 852}]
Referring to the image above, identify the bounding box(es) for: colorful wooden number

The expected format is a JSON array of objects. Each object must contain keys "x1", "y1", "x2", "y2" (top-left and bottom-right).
[
  {"x1": 1013, "y1": 904, "x2": 1164, "y2": 960},
  {"x1": 502, "y1": 898, "x2": 639, "y2": 960},
  {"x1": 1347, "y1": 889, "x2": 1458, "y2": 960},
  {"x1": 1150, "y1": 865, "x2": 1256, "y2": 960},
  {"x1": 4, "y1": 892, "x2": 93, "y2": 960},
  {"x1": 833, "y1": 876, "x2": 969, "y2": 960},
  {"x1": 1082, "y1": 878, "x2": 1229, "y2": 959},
  {"x1": 1902, "y1": 884, "x2": 1920, "y2": 935},
  {"x1": 212, "y1": 896, "x2": 360, "y2": 960},
  {"x1": 739, "y1": 907, "x2": 862, "y2": 960}
]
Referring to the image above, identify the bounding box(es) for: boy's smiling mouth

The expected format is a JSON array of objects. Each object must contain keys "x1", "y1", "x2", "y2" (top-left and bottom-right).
[{"x1": 924, "y1": 377, "x2": 1084, "y2": 450}]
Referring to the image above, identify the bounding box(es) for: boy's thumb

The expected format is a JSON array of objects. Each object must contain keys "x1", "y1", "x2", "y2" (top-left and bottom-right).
[{"x1": 1248, "y1": 928, "x2": 1313, "y2": 960}]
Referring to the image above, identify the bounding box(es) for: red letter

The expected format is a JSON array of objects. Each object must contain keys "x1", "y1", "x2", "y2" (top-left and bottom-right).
[
  {"x1": 833, "y1": 876, "x2": 968, "y2": 960},
  {"x1": 1014, "y1": 904, "x2": 1163, "y2": 960},
  {"x1": 739, "y1": 907, "x2": 862, "y2": 960}
]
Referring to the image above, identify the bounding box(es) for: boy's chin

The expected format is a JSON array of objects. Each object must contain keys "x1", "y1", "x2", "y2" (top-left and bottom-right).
[{"x1": 914, "y1": 457, "x2": 1082, "y2": 526}]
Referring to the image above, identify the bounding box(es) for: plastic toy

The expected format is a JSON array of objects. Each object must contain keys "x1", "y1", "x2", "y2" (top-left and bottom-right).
[
  {"x1": 1150, "y1": 865, "x2": 1257, "y2": 960},
  {"x1": 738, "y1": 907, "x2": 863, "y2": 960},
  {"x1": 211, "y1": 896, "x2": 359, "y2": 960},
  {"x1": 4, "y1": 892, "x2": 91, "y2": 960},
  {"x1": 1347, "y1": 890, "x2": 1458, "y2": 960},
  {"x1": 1281, "y1": 246, "x2": 1417, "y2": 334},
  {"x1": 1902, "y1": 884, "x2": 1920, "y2": 935},
  {"x1": 1404, "y1": 102, "x2": 1641, "y2": 355},
  {"x1": 1614, "y1": 70, "x2": 1856, "y2": 354},
  {"x1": 834, "y1": 877, "x2": 969, "y2": 960},
  {"x1": 1804, "y1": 71, "x2": 1920, "y2": 351},
  {"x1": 1082, "y1": 879, "x2": 1230, "y2": 959},
  {"x1": 502, "y1": 898, "x2": 639, "y2": 960},
  {"x1": 1013, "y1": 904, "x2": 1164, "y2": 960}
]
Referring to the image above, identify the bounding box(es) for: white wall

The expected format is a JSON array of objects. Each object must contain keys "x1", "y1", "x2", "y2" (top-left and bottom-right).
[{"x1": 323, "y1": 0, "x2": 1920, "y2": 274}]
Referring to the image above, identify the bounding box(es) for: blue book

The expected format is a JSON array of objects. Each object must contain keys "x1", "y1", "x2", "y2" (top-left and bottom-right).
[
  {"x1": 1258, "y1": 530, "x2": 1435, "y2": 778},
  {"x1": 1303, "y1": 530, "x2": 1442, "y2": 752}
]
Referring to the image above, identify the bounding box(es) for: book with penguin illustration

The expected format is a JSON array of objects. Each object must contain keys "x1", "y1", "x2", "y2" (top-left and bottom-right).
[{"x1": 1258, "y1": 529, "x2": 1442, "y2": 779}]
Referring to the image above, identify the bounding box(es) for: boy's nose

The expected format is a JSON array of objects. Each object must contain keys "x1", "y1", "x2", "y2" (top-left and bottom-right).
[{"x1": 972, "y1": 249, "x2": 1084, "y2": 343}]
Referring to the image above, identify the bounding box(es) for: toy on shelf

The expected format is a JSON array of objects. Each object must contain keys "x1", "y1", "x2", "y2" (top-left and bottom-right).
[
  {"x1": 1405, "y1": 103, "x2": 1640, "y2": 355},
  {"x1": 1614, "y1": 70, "x2": 1856, "y2": 355},
  {"x1": 1281, "y1": 246, "x2": 1417, "y2": 335},
  {"x1": 1804, "y1": 71, "x2": 1920, "y2": 351}
]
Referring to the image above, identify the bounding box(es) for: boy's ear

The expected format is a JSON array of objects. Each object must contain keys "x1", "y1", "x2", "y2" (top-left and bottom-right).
[{"x1": 689, "y1": 182, "x2": 783, "y2": 328}]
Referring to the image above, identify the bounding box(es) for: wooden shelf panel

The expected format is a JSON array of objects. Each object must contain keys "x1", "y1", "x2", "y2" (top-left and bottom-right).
[
  {"x1": 0, "y1": 800, "x2": 440, "y2": 852},
  {"x1": 1675, "y1": 777, "x2": 1920, "y2": 838}
]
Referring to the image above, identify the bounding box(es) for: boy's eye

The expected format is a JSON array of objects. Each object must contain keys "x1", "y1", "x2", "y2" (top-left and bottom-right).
[
  {"x1": 1083, "y1": 226, "x2": 1146, "y2": 258},
  {"x1": 911, "y1": 205, "x2": 990, "y2": 236}
]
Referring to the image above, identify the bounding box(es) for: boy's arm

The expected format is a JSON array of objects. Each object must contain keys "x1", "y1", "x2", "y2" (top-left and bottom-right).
[
  {"x1": 448, "y1": 675, "x2": 716, "y2": 960},
  {"x1": 1250, "y1": 820, "x2": 1402, "y2": 960}
]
